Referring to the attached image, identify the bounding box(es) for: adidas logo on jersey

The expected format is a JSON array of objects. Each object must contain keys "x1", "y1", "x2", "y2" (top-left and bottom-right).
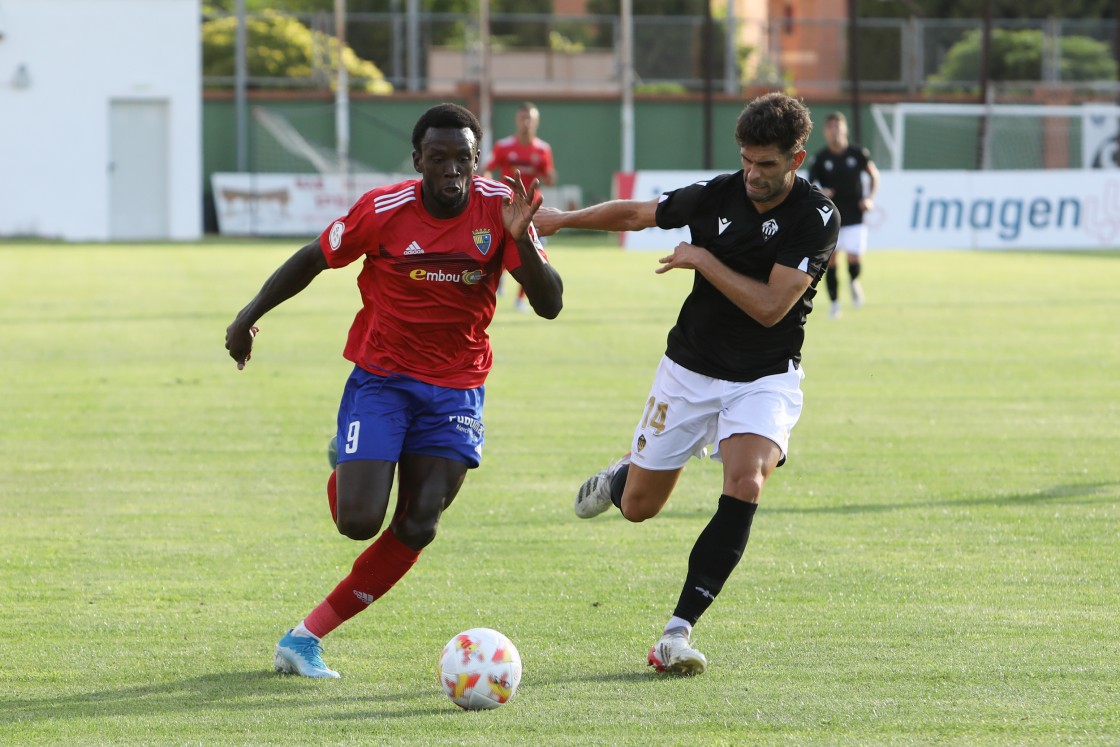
[{"x1": 403, "y1": 241, "x2": 424, "y2": 255}]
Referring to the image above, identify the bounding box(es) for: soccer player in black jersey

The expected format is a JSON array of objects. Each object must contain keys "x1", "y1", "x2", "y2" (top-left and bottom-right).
[
  {"x1": 534, "y1": 92, "x2": 838, "y2": 675},
  {"x1": 808, "y1": 111, "x2": 880, "y2": 318}
]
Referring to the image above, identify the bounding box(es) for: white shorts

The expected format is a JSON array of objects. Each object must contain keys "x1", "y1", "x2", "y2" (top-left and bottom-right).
[
  {"x1": 628, "y1": 356, "x2": 805, "y2": 471},
  {"x1": 836, "y1": 223, "x2": 868, "y2": 257}
]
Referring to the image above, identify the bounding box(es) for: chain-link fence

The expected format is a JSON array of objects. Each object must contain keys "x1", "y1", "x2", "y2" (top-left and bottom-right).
[{"x1": 202, "y1": 10, "x2": 1120, "y2": 98}]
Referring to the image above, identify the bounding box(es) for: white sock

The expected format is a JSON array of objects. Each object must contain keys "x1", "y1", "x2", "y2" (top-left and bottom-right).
[
  {"x1": 291, "y1": 622, "x2": 319, "y2": 640},
  {"x1": 664, "y1": 617, "x2": 692, "y2": 636}
]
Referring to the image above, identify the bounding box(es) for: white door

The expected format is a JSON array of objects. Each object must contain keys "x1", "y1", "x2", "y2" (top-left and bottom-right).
[{"x1": 109, "y1": 100, "x2": 170, "y2": 240}]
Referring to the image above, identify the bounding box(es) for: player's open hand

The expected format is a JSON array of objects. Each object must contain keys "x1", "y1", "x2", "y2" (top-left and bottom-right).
[
  {"x1": 501, "y1": 169, "x2": 543, "y2": 239},
  {"x1": 225, "y1": 323, "x2": 259, "y2": 370},
  {"x1": 656, "y1": 242, "x2": 708, "y2": 274}
]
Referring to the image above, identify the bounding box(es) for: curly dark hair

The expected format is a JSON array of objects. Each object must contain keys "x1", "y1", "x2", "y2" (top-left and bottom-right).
[
  {"x1": 735, "y1": 92, "x2": 813, "y2": 156},
  {"x1": 411, "y1": 103, "x2": 483, "y2": 152}
]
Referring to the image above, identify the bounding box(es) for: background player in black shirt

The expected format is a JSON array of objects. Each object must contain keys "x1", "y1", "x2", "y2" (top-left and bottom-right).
[
  {"x1": 535, "y1": 93, "x2": 838, "y2": 675},
  {"x1": 808, "y1": 111, "x2": 880, "y2": 318}
]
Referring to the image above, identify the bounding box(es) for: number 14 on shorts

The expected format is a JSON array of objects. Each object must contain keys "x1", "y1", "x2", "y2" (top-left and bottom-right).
[{"x1": 641, "y1": 397, "x2": 668, "y2": 434}]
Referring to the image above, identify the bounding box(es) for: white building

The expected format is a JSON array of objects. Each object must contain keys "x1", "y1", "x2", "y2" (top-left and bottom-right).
[{"x1": 0, "y1": 0, "x2": 201, "y2": 241}]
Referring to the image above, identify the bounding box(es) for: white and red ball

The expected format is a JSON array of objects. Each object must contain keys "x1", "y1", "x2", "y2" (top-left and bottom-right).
[{"x1": 437, "y1": 627, "x2": 522, "y2": 710}]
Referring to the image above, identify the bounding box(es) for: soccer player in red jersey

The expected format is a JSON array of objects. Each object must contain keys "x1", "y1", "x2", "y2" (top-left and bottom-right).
[
  {"x1": 485, "y1": 102, "x2": 556, "y2": 191},
  {"x1": 485, "y1": 102, "x2": 557, "y2": 311},
  {"x1": 225, "y1": 103, "x2": 563, "y2": 678}
]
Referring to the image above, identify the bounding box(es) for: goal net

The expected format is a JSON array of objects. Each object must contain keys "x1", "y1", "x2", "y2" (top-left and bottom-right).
[
  {"x1": 250, "y1": 106, "x2": 385, "y2": 175},
  {"x1": 248, "y1": 104, "x2": 582, "y2": 208},
  {"x1": 869, "y1": 102, "x2": 1120, "y2": 171}
]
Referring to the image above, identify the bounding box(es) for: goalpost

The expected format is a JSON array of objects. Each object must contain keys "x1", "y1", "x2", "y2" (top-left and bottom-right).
[{"x1": 869, "y1": 102, "x2": 1120, "y2": 172}]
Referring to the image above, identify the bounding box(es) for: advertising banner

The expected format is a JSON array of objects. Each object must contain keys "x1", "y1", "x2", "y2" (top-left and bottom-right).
[
  {"x1": 212, "y1": 174, "x2": 583, "y2": 237},
  {"x1": 212, "y1": 173, "x2": 410, "y2": 237},
  {"x1": 868, "y1": 170, "x2": 1120, "y2": 249},
  {"x1": 616, "y1": 170, "x2": 1120, "y2": 251}
]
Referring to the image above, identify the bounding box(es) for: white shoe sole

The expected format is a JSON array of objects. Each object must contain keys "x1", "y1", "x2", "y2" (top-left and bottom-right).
[
  {"x1": 666, "y1": 653, "x2": 706, "y2": 675},
  {"x1": 274, "y1": 647, "x2": 340, "y2": 678},
  {"x1": 274, "y1": 650, "x2": 295, "y2": 674},
  {"x1": 648, "y1": 643, "x2": 708, "y2": 675}
]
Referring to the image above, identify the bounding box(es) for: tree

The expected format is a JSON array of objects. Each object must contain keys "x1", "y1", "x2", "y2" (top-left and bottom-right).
[
  {"x1": 928, "y1": 27, "x2": 1117, "y2": 85},
  {"x1": 202, "y1": 10, "x2": 393, "y2": 92},
  {"x1": 203, "y1": 1, "x2": 475, "y2": 85},
  {"x1": 205, "y1": 0, "x2": 472, "y2": 14},
  {"x1": 862, "y1": 0, "x2": 1116, "y2": 18}
]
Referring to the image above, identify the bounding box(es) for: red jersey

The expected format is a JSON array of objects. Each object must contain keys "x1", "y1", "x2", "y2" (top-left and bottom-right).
[
  {"x1": 485, "y1": 136, "x2": 554, "y2": 190},
  {"x1": 318, "y1": 177, "x2": 548, "y2": 389}
]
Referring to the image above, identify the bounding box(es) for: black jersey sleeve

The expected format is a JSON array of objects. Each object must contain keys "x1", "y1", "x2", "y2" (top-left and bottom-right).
[
  {"x1": 654, "y1": 175, "x2": 735, "y2": 231},
  {"x1": 776, "y1": 186, "x2": 840, "y2": 281}
]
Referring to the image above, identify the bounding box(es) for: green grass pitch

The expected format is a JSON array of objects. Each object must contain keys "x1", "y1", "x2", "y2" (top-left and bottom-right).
[{"x1": 1, "y1": 237, "x2": 1117, "y2": 745}]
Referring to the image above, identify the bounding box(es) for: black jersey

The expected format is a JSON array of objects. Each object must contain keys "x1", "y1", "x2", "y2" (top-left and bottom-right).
[
  {"x1": 808, "y1": 144, "x2": 872, "y2": 226},
  {"x1": 655, "y1": 173, "x2": 838, "y2": 382}
]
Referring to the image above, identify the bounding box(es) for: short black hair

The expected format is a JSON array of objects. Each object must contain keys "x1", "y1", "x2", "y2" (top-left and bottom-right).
[
  {"x1": 735, "y1": 92, "x2": 813, "y2": 156},
  {"x1": 411, "y1": 103, "x2": 483, "y2": 152}
]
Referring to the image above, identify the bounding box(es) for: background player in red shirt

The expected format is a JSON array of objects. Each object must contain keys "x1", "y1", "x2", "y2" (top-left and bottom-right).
[
  {"x1": 485, "y1": 102, "x2": 557, "y2": 311},
  {"x1": 225, "y1": 103, "x2": 563, "y2": 678}
]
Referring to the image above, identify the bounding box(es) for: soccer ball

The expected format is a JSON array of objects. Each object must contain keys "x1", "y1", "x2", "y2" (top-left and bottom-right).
[{"x1": 437, "y1": 628, "x2": 522, "y2": 710}]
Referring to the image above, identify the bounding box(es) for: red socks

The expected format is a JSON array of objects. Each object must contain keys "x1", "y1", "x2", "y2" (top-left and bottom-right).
[
  {"x1": 303, "y1": 529, "x2": 420, "y2": 639},
  {"x1": 326, "y1": 470, "x2": 338, "y2": 524}
]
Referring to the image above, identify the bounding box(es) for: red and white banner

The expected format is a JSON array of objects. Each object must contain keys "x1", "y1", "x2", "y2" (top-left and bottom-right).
[
  {"x1": 212, "y1": 173, "x2": 410, "y2": 237},
  {"x1": 213, "y1": 173, "x2": 584, "y2": 237}
]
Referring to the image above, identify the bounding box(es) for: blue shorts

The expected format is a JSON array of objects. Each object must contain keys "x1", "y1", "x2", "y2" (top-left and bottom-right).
[{"x1": 335, "y1": 366, "x2": 485, "y2": 469}]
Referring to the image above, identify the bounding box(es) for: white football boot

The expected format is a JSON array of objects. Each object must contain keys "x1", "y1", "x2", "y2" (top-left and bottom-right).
[
  {"x1": 574, "y1": 452, "x2": 631, "y2": 519},
  {"x1": 647, "y1": 627, "x2": 707, "y2": 675}
]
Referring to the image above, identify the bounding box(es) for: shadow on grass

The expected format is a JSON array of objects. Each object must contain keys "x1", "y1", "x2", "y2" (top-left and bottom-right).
[
  {"x1": 765, "y1": 482, "x2": 1118, "y2": 516},
  {"x1": 2, "y1": 668, "x2": 666, "y2": 726},
  {"x1": 316, "y1": 670, "x2": 667, "y2": 722},
  {"x1": 547, "y1": 670, "x2": 663, "y2": 685},
  {"x1": 0, "y1": 669, "x2": 447, "y2": 724}
]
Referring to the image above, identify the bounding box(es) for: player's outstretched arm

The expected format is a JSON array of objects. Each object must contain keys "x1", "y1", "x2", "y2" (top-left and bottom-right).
[
  {"x1": 225, "y1": 239, "x2": 328, "y2": 369},
  {"x1": 533, "y1": 198, "x2": 659, "y2": 237}
]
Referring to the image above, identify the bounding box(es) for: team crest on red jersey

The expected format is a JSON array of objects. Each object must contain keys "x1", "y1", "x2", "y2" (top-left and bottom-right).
[{"x1": 472, "y1": 229, "x2": 492, "y2": 255}]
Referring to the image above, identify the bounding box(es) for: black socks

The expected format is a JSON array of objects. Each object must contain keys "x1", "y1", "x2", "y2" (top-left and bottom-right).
[
  {"x1": 608, "y1": 463, "x2": 629, "y2": 509},
  {"x1": 825, "y1": 266, "x2": 840, "y2": 301},
  {"x1": 672, "y1": 495, "x2": 757, "y2": 625}
]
